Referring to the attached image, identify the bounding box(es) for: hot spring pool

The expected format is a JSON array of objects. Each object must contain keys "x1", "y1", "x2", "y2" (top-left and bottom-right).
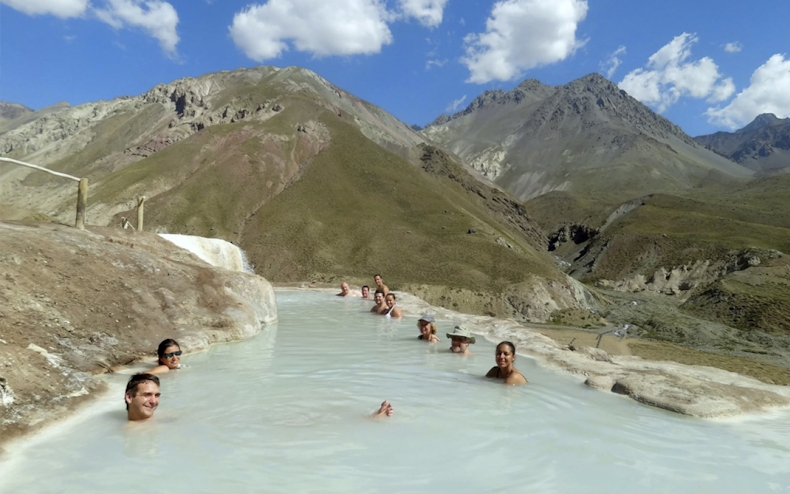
[{"x1": 2, "y1": 290, "x2": 790, "y2": 493}]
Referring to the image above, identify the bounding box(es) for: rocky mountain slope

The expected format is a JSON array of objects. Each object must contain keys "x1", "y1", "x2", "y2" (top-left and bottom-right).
[
  {"x1": 0, "y1": 66, "x2": 588, "y2": 323},
  {"x1": 422, "y1": 73, "x2": 753, "y2": 201},
  {"x1": 695, "y1": 113, "x2": 790, "y2": 174},
  {"x1": 0, "y1": 102, "x2": 32, "y2": 122}
]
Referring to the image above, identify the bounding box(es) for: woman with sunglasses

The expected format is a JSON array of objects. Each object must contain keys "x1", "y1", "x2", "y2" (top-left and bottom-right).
[{"x1": 149, "y1": 338, "x2": 183, "y2": 374}]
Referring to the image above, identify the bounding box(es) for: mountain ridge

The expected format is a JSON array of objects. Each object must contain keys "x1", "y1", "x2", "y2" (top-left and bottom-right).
[
  {"x1": 422, "y1": 72, "x2": 752, "y2": 201},
  {"x1": 694, "y1": 113, "x2": 790, "y2": 174}
]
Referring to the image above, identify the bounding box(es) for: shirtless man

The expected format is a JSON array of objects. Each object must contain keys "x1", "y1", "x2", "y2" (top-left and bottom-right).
[
  {"x1": 125, "y1": 373, "x2": 161, "y2": 421},
  {"x1": 370, "y1": 289, "x2": 388, "y2": 314},
  {"x1": 383, "y1": 293, "x2": 403, "y2": 318},
  {"x1": 361, "y1": 285, "x2": 371, "y2": 299},
  {"x1": 337, "y1": 282, "x2": 353, "y2": 297},
  {"x1": 373, "y1": 274, "x2": 389, "y2": 295}
]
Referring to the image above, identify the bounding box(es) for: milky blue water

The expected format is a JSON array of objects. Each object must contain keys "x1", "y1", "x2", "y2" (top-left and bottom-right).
[{"x1": 2, "y1": 290, "x2": 789, "y2": 493}]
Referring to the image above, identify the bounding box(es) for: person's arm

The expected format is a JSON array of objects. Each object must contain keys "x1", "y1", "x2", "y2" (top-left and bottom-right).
[
  {"x1": 485, "y1": 367, "x2": 499, "y2": 378},
  {"x1": 392, "y1": 307, "x2": 403, "y2": 318}
]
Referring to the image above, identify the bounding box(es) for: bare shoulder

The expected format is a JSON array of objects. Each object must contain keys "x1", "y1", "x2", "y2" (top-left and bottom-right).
[
  {"x1": 506, "y1": 372, "x2": 528, "y2": 385},
  {"x1": 148, "y1": 364, "x2": 169, "y2": 375}
]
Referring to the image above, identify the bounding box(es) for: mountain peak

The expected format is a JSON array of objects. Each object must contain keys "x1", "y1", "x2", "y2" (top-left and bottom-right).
[{"x1": 741, "y1": 113, "x2": 787, "y2": 133}]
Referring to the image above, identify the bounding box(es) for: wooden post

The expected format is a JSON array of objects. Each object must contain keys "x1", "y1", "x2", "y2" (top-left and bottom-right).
[
  {"x1": 75, "y1": 178, "x2": 88, "y2": 230},
  {"x1": 136, "y1": 196, "x2": 146, "y2": 232}
]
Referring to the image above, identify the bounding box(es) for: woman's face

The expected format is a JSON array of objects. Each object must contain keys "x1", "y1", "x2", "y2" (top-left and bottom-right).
[
  {"x1": 419, "y1": 321, "x2": 430, "y2": 336},
  {"x1": 160, "y1": 344, "x2": 181, "y2": 369},
  {"x1": 385, "y1": 295, "x2": 395, "y2": 308},
  {"x1": 495, "y1": 344, "x2": 514, "y2": 368}
]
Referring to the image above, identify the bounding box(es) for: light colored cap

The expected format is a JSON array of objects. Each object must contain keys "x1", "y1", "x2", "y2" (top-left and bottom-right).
[
  {"x1": 419, "y1": 314, "x2": 435, "y2": 323},
  {"x1": 446, "y1": 325, "x2": 475, "y2": 344}
]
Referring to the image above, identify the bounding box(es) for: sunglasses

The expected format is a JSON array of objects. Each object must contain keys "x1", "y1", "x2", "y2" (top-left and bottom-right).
[{"x1": 163, "y1": 350, "x2": 182, "y2": 359}]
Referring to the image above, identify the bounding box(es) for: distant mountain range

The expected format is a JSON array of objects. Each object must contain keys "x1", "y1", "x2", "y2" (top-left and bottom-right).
[
  {"x1": 0, "y1": 66, "x2": 585, "y2": 322},
  {"x1": 423, "y1": 73, "x2": 753, "y2": 201},
  {"x1": 695, "y1": 113, "x2": 790, "y2": 175}
]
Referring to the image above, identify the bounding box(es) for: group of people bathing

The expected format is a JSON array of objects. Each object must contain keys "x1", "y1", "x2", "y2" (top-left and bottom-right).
[{"x1": 124, "y1": 274, "x2": 527, "y2": 422}]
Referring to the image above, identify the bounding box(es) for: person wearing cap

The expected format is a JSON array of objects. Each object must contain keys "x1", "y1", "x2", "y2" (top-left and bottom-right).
[
  {"x1": 417, "y1": 315, "x2": 439, "y2": 343},
  {"x1": 446, "y1": 325, "x2": 475, "y2": 355}
]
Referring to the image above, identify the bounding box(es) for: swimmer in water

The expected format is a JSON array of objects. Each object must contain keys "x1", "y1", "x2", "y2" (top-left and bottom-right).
[
  {"x1": 370, "y1": 289, "x2": 388, "y2": 314},
  {"x1": 446, "y1": 325, "x2": 475, "y2": 355},
  {"x1": 148, "y1": 339, "x2": 182, "y2": 374},
  {"x1": 361, "y1": 285, "x2": 372, "y2": 299},
  {"x1": 373, "y1": 274, "x2": 389, "y2": 296},
  {"x1": 125, "y1": 373, "x2": 160, "y2": 421},
  {"x1": 372, "y1": 400, "x2": 394, "y2": 419},
  {"x1": 417, "y1": 315, "x2": 439, "y2": 343},
  {"x1": 486, "y1": 341, "x2": 527, "y2": 385},
  {"x1": 384, "y1": 293, "x2": 403, "y2": 318},
  {"x1": 337, "y1": 282, "x2": 360, "y2": 297}
]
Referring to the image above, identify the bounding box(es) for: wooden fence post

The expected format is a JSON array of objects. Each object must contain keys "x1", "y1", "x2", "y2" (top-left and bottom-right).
[
  {"x1": 75, "y1": 178, "x2": 89, "y2": 230},
  {"x1": 136, "y1": 196, "x2": 146, "y2": 232}
]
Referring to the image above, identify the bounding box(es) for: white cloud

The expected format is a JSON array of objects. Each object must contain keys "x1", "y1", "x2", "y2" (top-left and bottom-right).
[
  {"x1": 706, "y1": 54, "x2": 790, "y2": 129},
  {"x1": 600, "y1": 46, "x2": 626, "y2": 79},
  {"x1": 398, "y1": 0, "x2": 448, "y2": 27},
  {"x1": 229, "y1": 0, "x2": 393, "y2": 61},
  {"x1": 447, "y1": 94, "x2": 467, "y2": 112},
  {"x1": 94, "y1": 0, "x2": 180, "y2": 54},
  {"x1": 724, "y1": 42, "x2": 742, "y2": 53},
  {"x1": 0, "y1": 0, "x2": 88, "y2": 18},
  {"x1": 461, "y1": 0, "x2": 588, "y2": 84},
  {"x1": 618, "y1": 33, "x2": 735, "y2": 112},
  {"x1": 426, "y1": 58, "x2": 447, "y2": 69}
]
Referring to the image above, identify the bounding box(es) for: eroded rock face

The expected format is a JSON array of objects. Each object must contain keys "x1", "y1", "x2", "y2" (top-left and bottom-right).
[
  {"x1": 611, "y1": 372, "x2": 790, "y2": 418},
  {"x1": 0, "y1": 221, "x2": 277, "y2": 446}
]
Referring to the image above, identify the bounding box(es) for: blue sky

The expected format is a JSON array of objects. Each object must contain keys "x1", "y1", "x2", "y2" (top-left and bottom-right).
[{"x1": 1, "y1": 0, "x2": 789, "y2": 136}]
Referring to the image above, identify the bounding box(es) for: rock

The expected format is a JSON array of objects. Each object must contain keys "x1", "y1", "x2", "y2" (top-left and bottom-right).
[
  {"x1": 467, "y1": 228, "x2": 477, "y2": 234},
  {"x1": 611, "y1": 372, "x2": 790, "y2": 418},
  {"x1": 584, "y1": 375, "x2": 615, "y2": 391},
  {"x1": 578, "y1": 346, "x2": 614, "y2": 363}
]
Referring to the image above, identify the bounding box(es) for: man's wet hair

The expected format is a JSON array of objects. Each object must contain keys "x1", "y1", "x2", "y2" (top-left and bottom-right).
[
  {"x1": 373, "y1": 274, "x2": 382, "y2": 279},
  {"x1": 362, "y1": 285, "x2": 369, "y2": 290},
  {"x1": 374, "y1": 288, "x2": 385, "y2": 295},
  {"x1": 125, "y1": 373, "x2": 160, "y2": 409},
  {"x1": 157, "y1": 338, "x2": 180, "y2": 359}
]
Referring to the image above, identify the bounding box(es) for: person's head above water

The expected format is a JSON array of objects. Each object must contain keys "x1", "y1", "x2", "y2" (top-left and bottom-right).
[
  {"x1": 373, "y1": 274, "x2": 384, "y2": 287},
  {"x1": 385, "y1": 293, "x2": 396, "y2": 307},
  {"x1": 125, "y1": 373, "x2": 160, "y2": 421},
  {"x1": 338, "y1": 282, "x2": 351, "y2": 296},
  {"x1": 374, "y1": 289, "x2": 385, "y2": 304},
  {"x1": 417, "y1": 315, "x2": 438, "y2": 340},
  {"x1": 446, "y1": 325, "x2": 475, "y2": 354},
  {"x1": 486, "y1": 341, "x2": 527, "y2": 384},
  {"x1": 157, "y1": 339, "x2": 182, "y2": 369},
  {"x1": 361, "y1": 285, "x2": 370, "y2": 298}
]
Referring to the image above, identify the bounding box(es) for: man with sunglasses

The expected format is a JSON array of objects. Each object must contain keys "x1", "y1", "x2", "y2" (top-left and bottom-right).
[{"x1": 149, "y1": 338, "x2": 183, "y2": 374}]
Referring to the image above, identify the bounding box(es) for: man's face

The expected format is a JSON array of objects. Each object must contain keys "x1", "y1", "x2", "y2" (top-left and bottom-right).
[
  {"x1": 374, "y1": 292, "x2": 384, "y2": 305},
  {"x1": 361, "y1": 286, "x2": 370, "y2": 298},
  {"x1": 374, "y1": 275, "x2": 383, "y2": 287},
  {"x1": 126, "y1": 381, "x2": 160, "y2": 421},
  {"x1": 450, "y1": 337, "x2": 469, "y2": 353},
  {"x1": 340, "y1": 282, "x2": 350, "y2": 294}
]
